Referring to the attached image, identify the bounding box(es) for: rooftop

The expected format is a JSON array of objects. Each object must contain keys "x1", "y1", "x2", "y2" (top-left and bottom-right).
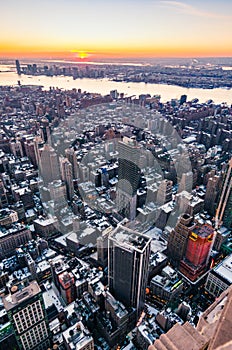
[
  {"x1": 109, "y1": 224, "x2": 151, "y2": 253},
  {"x1": 62, "y1": 321, "x2": 93, "y2": 350},
  {"x1": 214, "y1": 254, "x2": 232, "y2": 284},
  {"x1": 192, "y1": 224, "x2": 214, "y2": 238},
  {"x1": 2, "y1": 280, "x2": 41, "y2": 311}
]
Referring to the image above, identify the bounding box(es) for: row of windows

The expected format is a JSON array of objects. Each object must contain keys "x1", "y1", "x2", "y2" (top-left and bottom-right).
[
  {"x1": 20, "y1": 321, "x2": 48, "y2": 350},
  {"x1": 14, "y1": 300, "x2": 44, "y2": 333},
  {"x1": 206, "y1": 275, "x2": 228, "y2": 297},
  {"x1": 1, "y1": 234, "x2": 31, "y2": 251}
]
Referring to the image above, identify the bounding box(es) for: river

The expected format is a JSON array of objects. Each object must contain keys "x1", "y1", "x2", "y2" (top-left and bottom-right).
[{"x1": 0, "y1": 64, "x2": 231, "y2": 104}]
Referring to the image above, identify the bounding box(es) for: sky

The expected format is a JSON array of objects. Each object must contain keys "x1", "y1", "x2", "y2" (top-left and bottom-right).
[{"x1": 1, "y1": 0, "x2": 232, "y2": 59}]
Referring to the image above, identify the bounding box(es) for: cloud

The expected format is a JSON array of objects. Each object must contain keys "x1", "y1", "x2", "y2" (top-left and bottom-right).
[{"x1": 157, "y1": 1, "x2": 232, "y2": 19}]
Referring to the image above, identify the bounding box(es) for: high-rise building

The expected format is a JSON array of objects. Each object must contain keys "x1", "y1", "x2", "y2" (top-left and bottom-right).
[
  {"x1": 0, "y1": 224, "x2": 32, "y2": 259},
  {"x1": 58, "y1": 271, "x2": 76, "y2": 304},
  {"x1": 204, "y1": 174, "x2": 220, "y2": 216},
  {"x1": 178, "y1": 171, "x2": 193, "y2": 194},
  {"x1": 117, "y1": 137, "x2": 141, "y2": 220},
  {"x1": 167, "y1": 214, "x2": 196, "y2": 267},
  {"x1": 33, "y1": 136, "x2": 44, "y2": 167},
  {"x1": 180, "y1": 223, "x2": 214, "y2": 281},
  {"x1": 39, "y1": 118, "x2": 51, "y2": 144},
  {"x1": 39, "y1": 144, "x2": 60, "y2": 184},
  {"x1": 60, "y1": 157, "x2": 74, "y2": 200},
  {"x1": 108, "y1": 224, "x2": 151, "y2": 318},
  {"x1": 16, "y1": 60, "x2": 21, "y2": 75},
  {"x1": 179, "y1": 94, "x2": 187, "y2": 105},
  {"x1": 97, "y1": 226, "x2": 112, "y2": 268},
  {"x1": 65, "y1": 147, "x2": 78, "y2": 179},
  {"x1": 23, "y1": 137, "x2": 38, "y2": 167},
  {"x1": 156, "y1": 179, "x2": 173, "y2": 205},
  {"x1": 2, "y1": 280, "x2": 51, "y2": 350},
  {"x1": 10, "y1": 139, "x2": 24, "y2": 158},
  {"x1": 215, "y1": 158, "x2": 232, "y2": 229}
]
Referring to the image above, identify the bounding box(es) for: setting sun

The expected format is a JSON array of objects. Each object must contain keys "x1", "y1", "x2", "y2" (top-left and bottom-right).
[
  {"x1": 70, "y1": 50, "x2": 90, "y2": 59},
  {"x1": 78, "y1": 51, "x2": 88, "y2": 59},
  {"x1": 1, "y1": 1, "x2": 232, "y2": 59}
]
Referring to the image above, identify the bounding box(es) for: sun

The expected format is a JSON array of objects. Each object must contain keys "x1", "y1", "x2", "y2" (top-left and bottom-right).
[
  {"x1": 78, "y1": 51, "x2": 88, "y2": 59},
  {"x1": 70, "y1": 50, "x2": 92, "y2": 60}
]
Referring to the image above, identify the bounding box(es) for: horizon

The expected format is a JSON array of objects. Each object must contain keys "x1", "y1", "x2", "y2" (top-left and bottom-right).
[{"x1": 1, "y1": 55, "x2": 232, "y2": 63}]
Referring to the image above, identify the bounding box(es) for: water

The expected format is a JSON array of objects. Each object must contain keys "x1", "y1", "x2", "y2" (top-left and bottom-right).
[{"x1": 0, "y1": 65, "x2": 231, "y2": 104}]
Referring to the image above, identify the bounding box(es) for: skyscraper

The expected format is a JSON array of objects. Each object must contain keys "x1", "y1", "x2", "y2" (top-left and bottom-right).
[
  {"x1": 204, "y1": 174, "x2": 220, "y2": 216},
  {"x1": 60, "y1": 157, "x2": 74, "y2": 200},
  {"x1": 215, "y1": 158, "x2": 232, "y2": 229},
  {"x1": 2, "y1": 280, "x2": 51, "y2": 350},
  {"x1": 117, "y1": 137, "x2": 141, "y2": 220},
  {"x1": 39, "y1": 144, "x2": 60, "y2": 184},
  {"x1": 108, "y1": 224, "x2": 151, "y2": 318},
  {"x1": 16, "y1": 60, "x2": 21, "y2": 75},
  {"x1": 180, "y1": 224, "x2": 214, "y2": 281},
  {"x1": 65, "y1": 147, "x2": 78, "y2": 179},
  {"x1": 167, "y1": 214, "x2": 196, "y2": 267},
  {"x1": 157, "y1": 179, "x2": 173, "y2": 205}
]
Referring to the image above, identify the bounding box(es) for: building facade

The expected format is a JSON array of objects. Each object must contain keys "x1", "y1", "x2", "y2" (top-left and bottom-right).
[
  {"x1": 108, "y1": 225, "x2": 151, "y2": 318},
  {"x1": 2, "y1": 280, "x2": 51, "y2": 350},
  {"x1": 180, "y1": 224, "x2": 214, "y2": 281},
  {"x1": 205, "y1": 254, "x2": 232, "y2": 297},
  {"x1": 167, "y1": 214, "x2": 195, "y2": 267}
]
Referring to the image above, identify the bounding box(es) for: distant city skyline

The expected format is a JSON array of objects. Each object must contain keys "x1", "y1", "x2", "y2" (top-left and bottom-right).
[{"x1": 1, "y1": 0, "x2": 232, "y2": 59}]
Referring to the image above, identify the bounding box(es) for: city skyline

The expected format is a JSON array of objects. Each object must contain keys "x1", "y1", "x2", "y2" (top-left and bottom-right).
[
  {"x1": 0, "y1": 2, "x2": 232, "y2": 348},
  {"x1": 1, "y1": 0, "x2": 232, "y2": 59}
]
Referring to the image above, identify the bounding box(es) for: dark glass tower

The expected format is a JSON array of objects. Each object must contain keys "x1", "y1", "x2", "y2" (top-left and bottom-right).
[
  {"x1": 117, "y1": 137, "x2": 141, "y2": 220},
  {"x1": 16, "y1": 60, "x2": 21, "y2": 75},
  {"x1": 108, "y1": 225, "x2": 151, "y2": 318}
]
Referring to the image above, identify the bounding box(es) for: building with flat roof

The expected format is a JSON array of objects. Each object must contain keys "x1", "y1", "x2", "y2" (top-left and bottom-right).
[
  {"x1": 167, "y1": 214, "x2": 196, "y2": 267},
  {"x1": 58, "y1": 271, "x2": 76, "y2": 305},
  {"x1": 205, "y1": 253, "x2": 232, "y2": 297},
  {"x1": 117, "y1": 137, "x2": 142, "y2": 220},
  {"x1": 62, "y1": 321, "x2": 94, "y2": 350},
  {"x1": 150, "y1": 266, "x2": 183, "y2": 303},
  {"x1": 33, "y1": 216, "x2": 58, "y2": 239},
  {"x1": 0, "y1": 224, "x2": 32, "y2": 259},
  {"x1": 108, "y1": 224, "x2": 151, "y2": 319},
  {"x1": 2, "y1": 280, "x2": 51, "y2": 350},
  {"x1": 180, "y1": 223, "x2": 214, "y2": 281}
]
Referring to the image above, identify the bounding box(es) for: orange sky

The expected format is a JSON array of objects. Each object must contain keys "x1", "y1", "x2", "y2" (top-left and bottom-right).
[{"x1": 1, "y1": 0, "x2": 232, "y2": 59}]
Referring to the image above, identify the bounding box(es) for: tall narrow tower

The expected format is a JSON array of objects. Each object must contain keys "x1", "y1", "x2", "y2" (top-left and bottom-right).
[
  {"x1": 39, "y1": 144, "x2": 60, "y2": 184},
  {"x1": 16, "y1": 60, "x2": 21, "y2": 75},
  {"x1": 167, "y1": 213, "x2": 196, "y2": 267},
  {"x1": 117, "y1": 137, "x2": 141, "y2": 220},
  {"x1": 108, "y1": 224, "x2": 151, "y2": 318},
  {"x1": 60, "y1": 157, "x2": 74, "y2": 200}
]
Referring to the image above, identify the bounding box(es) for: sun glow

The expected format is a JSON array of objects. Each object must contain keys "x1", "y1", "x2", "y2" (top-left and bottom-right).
[
  {"x1": 78, "y1": 51, "x2": 88, "y2": 59},
  {"x1": 70, "y1": 50, "x2": 90, "y2": 59}
]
